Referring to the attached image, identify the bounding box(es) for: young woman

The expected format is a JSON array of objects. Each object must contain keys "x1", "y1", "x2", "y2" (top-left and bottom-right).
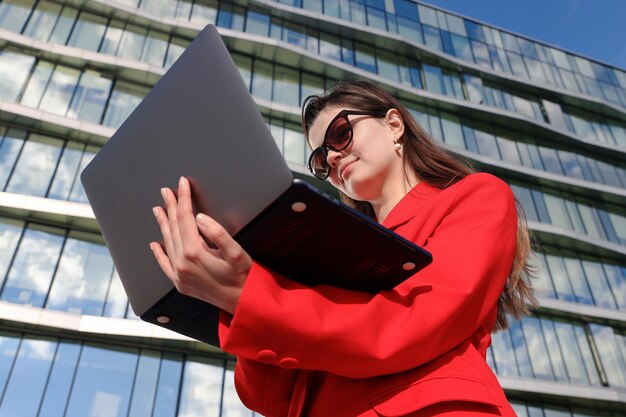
[{"x1": 150, "y1": 79, "x2": 537, "y2": 416}]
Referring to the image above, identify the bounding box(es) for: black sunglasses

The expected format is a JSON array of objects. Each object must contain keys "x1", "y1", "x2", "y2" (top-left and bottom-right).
[{"x1": 307, "y1": 110, "x2": 387, "y2": 180}]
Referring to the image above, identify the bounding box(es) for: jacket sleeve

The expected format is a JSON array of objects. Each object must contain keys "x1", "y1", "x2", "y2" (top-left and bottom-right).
[
  {"x1": 220, "y1": 175, "x2": 518, "y2": 378},
  {"x1": 220, "y1": 313, "x2": 297, "y2": 417}
]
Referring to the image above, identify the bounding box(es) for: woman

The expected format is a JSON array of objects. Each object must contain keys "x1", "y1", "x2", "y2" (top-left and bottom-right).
[{"x1": 150, "y1": 79, "x2": 537, "y2": 416}]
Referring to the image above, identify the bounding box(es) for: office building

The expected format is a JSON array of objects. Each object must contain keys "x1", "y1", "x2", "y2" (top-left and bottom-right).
[{"x1": 0, "y1": 0, "x2": 624, "y2": 415}]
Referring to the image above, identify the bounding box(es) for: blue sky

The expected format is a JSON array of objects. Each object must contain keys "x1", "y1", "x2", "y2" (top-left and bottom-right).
[{"x1": 421, "y1": 0, "x2": 626, "y2": 69}]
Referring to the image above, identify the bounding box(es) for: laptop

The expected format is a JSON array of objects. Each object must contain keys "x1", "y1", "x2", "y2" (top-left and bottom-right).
[{"x1": 81, "y1": 24, "x2": 432, "y2": 347}]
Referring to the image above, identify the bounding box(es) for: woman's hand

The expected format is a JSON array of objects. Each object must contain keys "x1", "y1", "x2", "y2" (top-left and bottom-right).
[{"x1": 149, "y1": 176, "x2": 252, "y2": 315}]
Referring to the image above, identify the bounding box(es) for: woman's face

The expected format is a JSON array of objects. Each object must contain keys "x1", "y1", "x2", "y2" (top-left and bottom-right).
[{"x1": 307, "y1": 105, "x2": 405, "y2": 202}]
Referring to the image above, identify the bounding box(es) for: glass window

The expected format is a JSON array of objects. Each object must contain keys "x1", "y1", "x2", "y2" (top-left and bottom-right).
[
  {"x1": 507, "y1": 52, "x2": 528, "y2": 78},
  {"x1": 417, "y1": 4, "x2": 437, "y2": 27},
  {"x1": 596, "y1": 160, "x2": 622, "y2": 188},
  {"x1": 540, "y1": 318, "x2": 568, "y2": 381},
  {"x1": 20, "y1": 60, "x2": 54, "y2": 108},
  {"x1": 67, "y1": 12, "x2": 107, "y2": 52},
  {"x1": 38, "y1": 341, "x2": 81, "y2": 417},
  {"x1": 272, "y1": 65, "x2": 300, "y2": 107},
  {"x1": 450, "y1": 34, "x2": 472, "y2": 61},
  {"x1": 5, "y1": 134, "x2": 63, "y2": 196},
  {"x1": 140, "y1": 0, "x2": 177, "y2": 18},
  {"x1": 127, "y1": 351, "x2": 161, "y2": 417},
  {"x1": 366, "y1": 5, "x2": 387, "y2": 31},
  {"x1": 538, "y1": 146, "x2": 564, "y2": 175},
  {"x1": 397, "y1": 17, "x2": 421, "y2": 43},
  {"x1": 377, "y1": 50, "x2": 399, "y2": 82},
  {"x1": 496, "y1": 135, "x2": 521, "y2": 165},
  {"x1": 562, "y1": 258, "x2": 593, "y2": 305},
  {"x1": 0, "y1": 0, "x2": 35, "y2": 33},
  {"x1": 0, "y1": 50, "x2": 35, "y2": 101},
  {"x1": 509, "y1": 320, "x2": 533, "y2": 377},
  {"x1": 473, "y1": 127, "x2": 500, "y2": 160},
  {"x1": 603, "y1": 264, "x2": 626, "y2": 310},
  {"x1": 0, "y1": 128, "x2": 27, "y2": 189},
  {"x1": 142, "y1": 30, "x2": 169, "y2": 67},
  {"x1": 38, "y1": 65, "x2": 80, "y2": 116},
  {"x1": 574, "y1": 326, "x2": 601, "y2": 385},
  {"x1": 490, "y1": 328, "x2": 518, "y2": 376},
  {"x1": 442, "y1": 70, "x2": 463, "y2": 99},
  {"x1": 422, "y1": 64, "x2": 444, "y2": 95},
  {"x1": 354, "y1": 43, "x2": 376, "y2": 73},
  {"x1": 577, "y1": 203, "x2": 605, "y2": 240},
  {"x1": 282, "y1": 22, "x2": 307, "y2": 49},
  {"x1": 251, "y1": 60, "x2": 273, "y2": 101},
  {"x1": 463, "y1": 74, "x2": 484, "y2": 104},
  {"x1": 581, "y1": 260, "x2": 617, "y2": 309},
  {"x1": 191, "y1": 0, "x2": 218, "y2": 25},
  {"x1": 175, "y1": 0, "x2": 193, "y2": 21},
  {"x1": 22, "y1": 0, "x2": 62, "y2": 42},
  {"x1": 103, "y1": 81, "x2": 148, "y2": 128},
  {"x1": 510, "y1": 185, "x2": 538, "y2": 222},
  {"x1": 246, "y1": 10, "x2": 270, "y2": 36},
  {"x1": 233, "y1": 54, "x2": 252, "y2": 89},
  {"x1": 422, "y1": 25, "x2": 442, "y2": 52},
  {"x1": 103, "y1": 271, "x2": 128, "y2": 318},
  {"x1": 319, "y1": 33, "x2": 341, "y2": 61},
  {"x1": 607, "y1": 212, "x2": 626, "y2": 245},
  {"x1": 47, "y1": 142, "x2": 84, "y2": 201},
  {"x1": 165, "y1": 37, "x2": 187, "y2": 68},
  {"x1": 521, "y1": 317, "x2": 553, "y2": 379},
  {"x1": 283, "y1": 128, "x2": 305, "y2": 165},
  {"x1": 117, "y1": 25, "x2": 147, "y2": 61},
  {"x1": 99, "y1": 21, "x2": 124, "y2": 56},
  {"x1": 0, "y1": 217, "x2": 23, "y2": 290},
  {"x1": 544, "y1": 194, "x2": 572, "y2": 230},
  {"x1": 301, "y1": 73, "x2": 324, "y2": 104},
  {"x1": 178, "y1": 357, "x2": 224, "y2": 417},
  {"x1": 1, "y1": 224, "x2": 65, "y2": 306},
  {"x1": 0, "y1": 332, "x2": 20, "y2": 395},
  {"x1": 589, "y1": 324, "x2": 626, "y2": 387},
  {"x1": 46, "y1": 234, "x2": 114, "y2": 315},
  {"x1": 48, "y1": 6, "x2": 78, "y2": 45},
  {"x1": 0, "y1": 337, "x2": 56, "y2": 417},
  {"x1": 545, "y1": 254, "x2": 575, "y2": 302},
  {"x1": 65, "y1": 344, "x2": 139, "y2": 417},
  {"x1": 439, "y1": 112, "x2": 464, "y2": 149},
  {"x1": 553, "y1": 320, "x2": 590, "y2": 384},
  {"x1": 68, "y1": 150, "x2": 95, "y2": 203},
  {"x1": 532, "y1": 253, "x2": 554, "y2": 297},
  {"x1": 152, "y1": 353, "x2": 183, "y2": 417},
  {"x1": 66, "y1": 70, "x2": 112, "y2": 123}
]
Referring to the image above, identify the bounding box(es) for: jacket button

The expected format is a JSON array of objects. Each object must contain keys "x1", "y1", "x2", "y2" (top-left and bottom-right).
[
  {"x1": 279, "y1": 357, "x2": 299, "y2": 368},
  {"x1": 257, "y1": 350, "x2": 277, "y2": 363}
]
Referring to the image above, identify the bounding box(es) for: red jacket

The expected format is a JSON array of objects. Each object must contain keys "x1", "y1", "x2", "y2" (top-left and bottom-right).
[{"x1": 219, "y1": 173, "x2": 519, "y2": 417}]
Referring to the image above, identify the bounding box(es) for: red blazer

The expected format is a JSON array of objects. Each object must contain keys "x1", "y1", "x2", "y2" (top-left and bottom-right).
[{"x1": 219, "y1": 173, "x2": 519, "y2": 417}]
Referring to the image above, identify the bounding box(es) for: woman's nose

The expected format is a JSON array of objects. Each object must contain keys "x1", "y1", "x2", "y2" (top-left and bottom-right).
[{"x1": 326, "y1": 148, "x2": 342, "y2": 167}]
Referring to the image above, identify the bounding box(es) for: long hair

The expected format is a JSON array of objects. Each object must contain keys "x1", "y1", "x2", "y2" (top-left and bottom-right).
[{"x1": 302, "y1": 79, "x2": 537, "y2": 331}]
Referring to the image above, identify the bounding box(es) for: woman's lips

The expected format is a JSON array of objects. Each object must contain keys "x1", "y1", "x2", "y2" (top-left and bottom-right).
[{"x1": 339, "y1": 159, "x2": 356, "y2": 180}]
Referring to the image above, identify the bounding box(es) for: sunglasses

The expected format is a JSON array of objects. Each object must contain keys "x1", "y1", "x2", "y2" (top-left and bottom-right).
[{"x1": 307, "y1": 110, "x2": 387, "y2": 180}]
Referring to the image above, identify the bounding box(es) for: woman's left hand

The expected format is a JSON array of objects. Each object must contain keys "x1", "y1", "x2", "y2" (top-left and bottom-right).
[{"x1": 150, "y1": 176, "x2": 252, "y2": 315}]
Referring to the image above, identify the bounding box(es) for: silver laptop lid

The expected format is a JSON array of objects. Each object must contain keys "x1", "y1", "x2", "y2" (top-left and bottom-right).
[{"x1": 81, "y1": 25, "x2": 293, "y2": 315}]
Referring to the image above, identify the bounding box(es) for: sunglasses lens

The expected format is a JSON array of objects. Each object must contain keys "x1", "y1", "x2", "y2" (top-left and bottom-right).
[
  {"x1": 308, "y1": 148, "x2": 330, "y2": 180},
  {"x1": 326, "y1": 116, "x2": 352, "y2": 151}
]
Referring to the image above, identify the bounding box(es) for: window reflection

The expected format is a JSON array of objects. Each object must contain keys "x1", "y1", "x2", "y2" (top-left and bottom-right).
[
  {"x1": 65, "y1": 344, "x2": 138, "y2": 417},
  {"x1": 0, "y1": 337, "x2": 56, "y2": 417},
  {"x1": 179, "y1": 357, "x2": 224, "y2": 417},
  {"x1": 1, "y1": 224, "x2": 65, "y2": 307}
]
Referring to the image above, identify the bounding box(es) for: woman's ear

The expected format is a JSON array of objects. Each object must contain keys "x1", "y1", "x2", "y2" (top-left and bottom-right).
[{"x1": 386, "y1": 109, "x2": 405, "y2": 141}]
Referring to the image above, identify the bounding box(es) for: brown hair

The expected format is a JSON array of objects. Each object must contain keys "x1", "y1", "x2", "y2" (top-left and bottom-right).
[{"x1": 302, "y1": 79, "x2": 537, "y2": 331}]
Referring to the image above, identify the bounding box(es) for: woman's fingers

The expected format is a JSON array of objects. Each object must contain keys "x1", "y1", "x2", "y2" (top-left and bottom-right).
[
  {"x1": 152, "y1": 205, "x2": 177, "y2": 262},
  {"x1": 196, "y1": 213, "x2": 251, "y2": 267},
  {"x1": 149, "y1": 241, "x2": 176, "y2": 280},
  {"x1": 161, "y1": 186, "x2": 183, "y2": 255},
  {"x1": 176, "y1": 176, "x2": 205, "y2": 260}
]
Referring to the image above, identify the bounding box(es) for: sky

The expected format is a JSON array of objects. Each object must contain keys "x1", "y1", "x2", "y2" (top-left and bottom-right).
[{"x1": 420, "y1": 0, "x2": 626, "y2": 70}]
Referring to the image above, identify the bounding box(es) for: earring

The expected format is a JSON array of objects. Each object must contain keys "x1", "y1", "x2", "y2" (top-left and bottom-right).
[{"x1": 393, "y1": 136, "x2": 402, "y2": 151}]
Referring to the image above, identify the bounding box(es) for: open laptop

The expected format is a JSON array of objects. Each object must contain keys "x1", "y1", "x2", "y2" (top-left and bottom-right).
[{"x1": 81, "y1": 24, "x2": 432, "y2": 347}]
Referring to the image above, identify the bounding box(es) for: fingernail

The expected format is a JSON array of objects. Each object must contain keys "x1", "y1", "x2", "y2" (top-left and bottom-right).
[
  {"x1": 160, "y1": 188, "x2": 167, "y2": 199},
  {"x1": 196, "y1": 213, "x2": 207, "y2": 226},
  {"x1": 180, "y1": 176, "x2": 187, "y2": 187},
  {"x1": 152, "y1": 207, "x2": 159, "y2": 217},
  {"x1": 149, "y1": 242, "x2": 155, "y2": 251}
]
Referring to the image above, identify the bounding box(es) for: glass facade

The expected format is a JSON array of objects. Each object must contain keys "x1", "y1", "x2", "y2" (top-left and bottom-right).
[{"x1": 0, "y1": 0, "x2": 624, "y2": 414}]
